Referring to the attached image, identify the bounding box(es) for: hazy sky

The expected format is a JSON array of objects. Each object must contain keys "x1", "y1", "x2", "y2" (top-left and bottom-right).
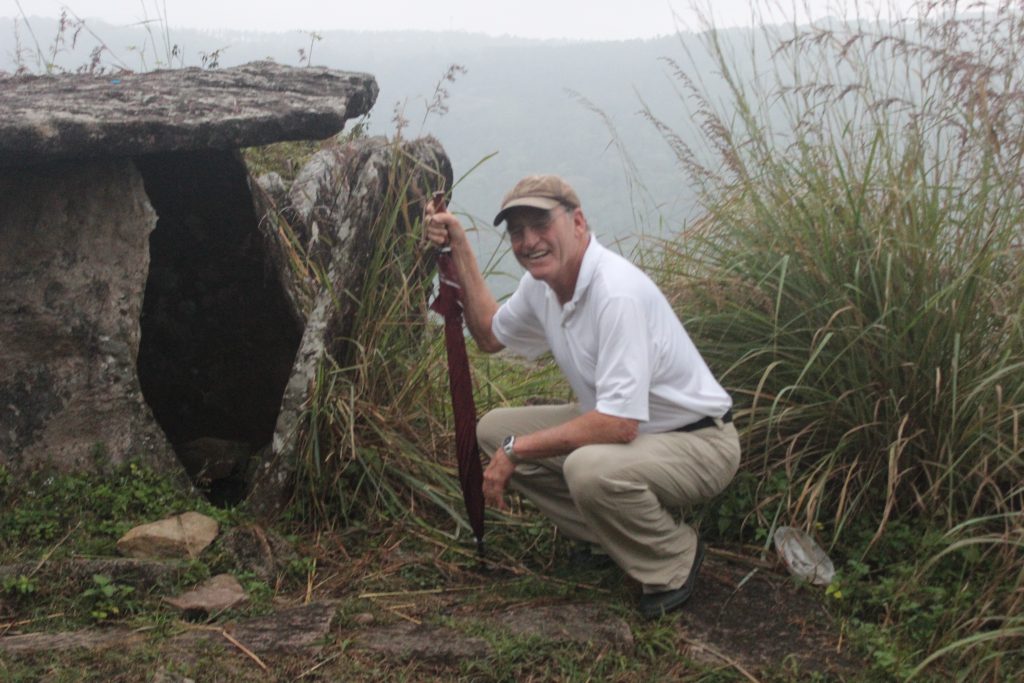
[{"x1": 10, "y1": 0, "x2": 926, "y2": 40}]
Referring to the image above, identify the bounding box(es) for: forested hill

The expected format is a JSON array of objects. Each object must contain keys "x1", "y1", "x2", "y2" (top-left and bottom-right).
[{"x1": 1, "y1": 18, "x2": 760, "y2": 291}]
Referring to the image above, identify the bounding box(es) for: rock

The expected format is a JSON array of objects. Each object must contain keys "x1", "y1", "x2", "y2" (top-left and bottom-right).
[
  {"x1": 170, "y1": 602, "x2": 336, "y2": 654},
  {"x1": 116, "y1": 512, "x2": 219, "y2": 559},
  {"x1": 0, "y1": 628, "x2": 145, "y2": 654},
  {"x1": 255, "y1": 172, "x2": 289, "y2": 213},
  {"x1": 215, "y1": 524, "x2": 297, "y2": 583},
  {"x1": 246, "y1": 136, "x2": 453, "y2": 518},
  {"x1": 0, "y1": 62, "x2": 378, "y2": 166},
  {"x1": 498, "y1": 604, "x2": 633, "y2": 650},
  {"x1": 230, "y1": 602, "x2": 335, "y2": 653},
  {"x1": 0, "y1": 159, "x2": 179, "y2": 475},
  {"x1": 163, "y1": 574, "x2": 248, "y2": 614},
  {"x1": 1, "y1": 61, "x2": 380, "y2": 489},
  {"x1": 352, "y1": 621, "x2": 491, "y2": 663}
]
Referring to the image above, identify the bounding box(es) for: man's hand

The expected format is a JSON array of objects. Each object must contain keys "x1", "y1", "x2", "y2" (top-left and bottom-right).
[
  {"x1": 424, "y1": 196, "x2": 467, "y2": 249},
  {"x1": 482, "y1": 447, "x2": 516, "y2": 511}
]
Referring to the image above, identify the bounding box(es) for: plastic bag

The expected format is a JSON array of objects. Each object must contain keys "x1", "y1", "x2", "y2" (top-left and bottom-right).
[{"x1": 773, "y1": 526, "x2": 835, "y2": 586}]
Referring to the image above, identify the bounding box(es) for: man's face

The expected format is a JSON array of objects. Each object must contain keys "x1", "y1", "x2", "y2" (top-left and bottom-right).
[{"x1": 506, "y1": 205, "x2": 585, "y2": 287}]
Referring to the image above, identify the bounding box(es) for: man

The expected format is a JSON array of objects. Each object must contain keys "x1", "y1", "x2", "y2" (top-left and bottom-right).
[{"x1": 424, "y1": 175, "x2": 740, "y2": 618}]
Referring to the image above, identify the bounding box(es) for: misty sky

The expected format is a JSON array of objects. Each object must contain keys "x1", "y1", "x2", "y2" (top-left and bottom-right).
[{"x1": 10, "y1": 0, "x2": 925, "y2": 40}]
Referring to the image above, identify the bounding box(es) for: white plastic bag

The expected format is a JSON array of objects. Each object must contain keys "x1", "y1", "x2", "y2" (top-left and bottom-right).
[{"x1": 773, "y1": 526, "x2": 835, "y2": 586}]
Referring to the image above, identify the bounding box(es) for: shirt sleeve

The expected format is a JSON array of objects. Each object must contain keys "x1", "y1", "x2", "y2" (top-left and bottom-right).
[
  {"x1": 594, "y1": 296, "x2": 651, "y2": 422},
  {"x1": 491, "y1": 281, "x2": 550, "y2": 360}
]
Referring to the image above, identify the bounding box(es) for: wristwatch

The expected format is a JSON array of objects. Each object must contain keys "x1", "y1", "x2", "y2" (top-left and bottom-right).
[{"x1": 501, "y1": 434, "x2": 523, "y2": 466}]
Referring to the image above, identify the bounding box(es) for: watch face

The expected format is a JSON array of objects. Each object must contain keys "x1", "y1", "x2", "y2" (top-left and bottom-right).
[{"x1": 502, "y1": 435, "x2": 515, "y2": 453}]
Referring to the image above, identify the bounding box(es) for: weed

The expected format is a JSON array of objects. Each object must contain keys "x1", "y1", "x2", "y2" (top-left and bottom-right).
[{"x1": 79, "y1": 573, "x2": 137, "y2": 622}]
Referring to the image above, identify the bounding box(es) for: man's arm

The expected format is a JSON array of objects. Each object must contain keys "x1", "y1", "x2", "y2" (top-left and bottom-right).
[
  {"x1": 510, "y1": 410, "x2": 639, "y2": 458},
  {"x1": 482, "y1": 410, "x2": 639, "y2": 510},
  {"x1": 424, "y1": 202, "x2": 505, "y2": 353}
]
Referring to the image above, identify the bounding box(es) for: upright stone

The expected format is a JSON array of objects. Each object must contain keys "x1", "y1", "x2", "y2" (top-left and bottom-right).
[{"x1": 0, "y1": 159, "x2": 172, "y2": 472}]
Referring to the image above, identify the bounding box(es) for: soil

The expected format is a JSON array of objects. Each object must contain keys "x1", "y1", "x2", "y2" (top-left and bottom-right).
[{"x1": 0, "y1": 544, "x2": 863, "y2": 680}]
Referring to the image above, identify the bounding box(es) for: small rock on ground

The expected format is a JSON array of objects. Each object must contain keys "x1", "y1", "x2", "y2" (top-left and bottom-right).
[
  {"x1": 163, "y1": 574, "x2": 248, "y2": 614},
  {"x1": 117, "y1": 511, "x2": 219, "y2": 560}
]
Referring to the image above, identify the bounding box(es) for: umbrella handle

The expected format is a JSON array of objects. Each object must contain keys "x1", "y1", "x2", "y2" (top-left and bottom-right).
[{"x1": 432, "y1": 189, "x2": 448, "y2": 214}]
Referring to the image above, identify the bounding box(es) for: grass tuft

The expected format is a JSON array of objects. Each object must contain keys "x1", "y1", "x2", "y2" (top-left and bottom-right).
[{"x1": 648, "y1": 1, "x2": 1024, "y2": 677}]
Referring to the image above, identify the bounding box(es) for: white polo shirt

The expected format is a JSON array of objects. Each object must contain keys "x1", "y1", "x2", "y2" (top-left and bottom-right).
[{"x1": 491, "y1": 236, "x2": 731, "y2": 434}]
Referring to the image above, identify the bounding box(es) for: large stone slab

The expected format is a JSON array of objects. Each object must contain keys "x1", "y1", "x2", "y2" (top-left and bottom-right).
[
  {"x1": 352, "y1": 622, "x2": 491, "y2": 663},
  {"x1": 0, "y1": 628, "x2": 145, "y2": 654},
  {"x1": 170, "y1": 602, "x2": 336, "y2": 654},
  {"x1": 349, "y1": 602, "x2": 632, "y2": 664},
  {"x1": 246, "y1": 136, "x2": 453, "y2": 517},
  {"x1": 500, "y1": 603, "x2": 633, "y2": 650},
  {"x1": 0, "y1": 62, "x2": 378, "y2": 166}
]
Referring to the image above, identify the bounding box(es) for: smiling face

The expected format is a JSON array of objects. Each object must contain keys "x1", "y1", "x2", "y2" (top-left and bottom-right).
[{"x1": 506, "y1": 204, "x2": 589, "y2": 303}]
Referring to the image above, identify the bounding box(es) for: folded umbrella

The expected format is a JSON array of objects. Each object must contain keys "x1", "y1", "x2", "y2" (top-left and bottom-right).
[{"x1": 428, "y1": 190, "x2": 485, "y2": 556}]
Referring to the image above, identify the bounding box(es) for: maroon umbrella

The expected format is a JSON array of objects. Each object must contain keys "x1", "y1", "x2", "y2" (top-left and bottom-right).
[{"x1": 428, "y1": 191, "x2": 485, "y2": 556}]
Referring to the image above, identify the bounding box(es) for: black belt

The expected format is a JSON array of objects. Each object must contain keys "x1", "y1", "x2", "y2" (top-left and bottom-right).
[{"x1": 673, "y1": 409, "x2": 732, "y2": 433}]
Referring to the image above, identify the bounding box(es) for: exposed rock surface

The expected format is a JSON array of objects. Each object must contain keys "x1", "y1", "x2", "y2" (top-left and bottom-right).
[
  {"x1": 352, "y1": 622, "x2": 491, "y2": 663},
  {"x1": 163, "y1": 573, "x2": 248, "y2": 613},
  {"x1": 0, "y1": 62, "x2": 378, "y2": 166},
  {"x1": 116, "y1": 511, "x2": 219, "y2": 559},
  {"x1": 246, "y1": 136, "x2": 453, "y2": 517},
  {"x1": 500, "y1": 603, "x2": 634, "y2": 649},
  {"x1": 0, "y1": 628, "x2": 146, "y2": 654},
  {"x1": 0, "y1": 159, "x2": 174, "y2": 473},
  {"x1": 350, "y1": 603, "x2": 632, "y2": 663},
  {"x1": 169, "y1": 602, "x2": 336, "y2": 654}
]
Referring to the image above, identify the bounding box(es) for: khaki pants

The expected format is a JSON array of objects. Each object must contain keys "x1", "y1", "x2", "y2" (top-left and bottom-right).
[{"x1": 477, "y1": 404, "x2": 741, "y2": 593}]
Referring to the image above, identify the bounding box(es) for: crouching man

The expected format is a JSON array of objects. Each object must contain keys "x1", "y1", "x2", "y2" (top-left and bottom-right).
[{"x1": 424, "y1": 175, "x2": 740, "y2": 618}]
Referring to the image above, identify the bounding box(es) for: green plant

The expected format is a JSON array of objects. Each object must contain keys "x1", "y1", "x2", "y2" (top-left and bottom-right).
[
  {"x1": 80, "y1": 574, "x2": 137, "y2": 622},
  {"x1": 0, "y1": 460, "x2": 219, "y2": 560},
  {"x1": 2, "y1": 573, "x2": 37, "y2": 599}
]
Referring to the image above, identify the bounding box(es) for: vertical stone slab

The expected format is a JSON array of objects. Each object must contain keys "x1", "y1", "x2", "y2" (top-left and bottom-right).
[
  {"x1": 0, "y1": 159, "x2": 178, "y2": 474},
  {"x1": 245, "y1": 136, "x2": 452, "y2": 517}
]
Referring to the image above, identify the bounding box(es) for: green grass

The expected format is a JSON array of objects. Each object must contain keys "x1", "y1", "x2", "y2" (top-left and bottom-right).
[{"x1": 643, "y1": 1, "x2": 1024, "y2": 678}]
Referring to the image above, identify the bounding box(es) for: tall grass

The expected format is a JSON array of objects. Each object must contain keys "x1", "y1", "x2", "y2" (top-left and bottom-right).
[
  {"x1": 263, "y1": 135, "x2": 560, "y2": 549},
  {"x1": 649, "y1": 0, "x2": 1024, "y2": 677}
]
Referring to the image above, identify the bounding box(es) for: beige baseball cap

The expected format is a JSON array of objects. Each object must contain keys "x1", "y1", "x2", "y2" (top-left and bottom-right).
[{"x1": 493, "y1": 174, "x2": 581, "y2": 226}]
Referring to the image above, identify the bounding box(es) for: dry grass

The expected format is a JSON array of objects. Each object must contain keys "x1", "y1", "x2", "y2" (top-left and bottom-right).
[{"x1": 646, "y1": 1, "x2": 1024, "y2": 677}]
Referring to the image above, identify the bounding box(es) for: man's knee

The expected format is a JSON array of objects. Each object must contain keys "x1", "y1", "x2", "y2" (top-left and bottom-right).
[
  {"x1": 563, "y1": 446, "x2": 618, "y2": 508},
  {"x1": 476, "y1": 408, "x2": 515, "y2": 454}
]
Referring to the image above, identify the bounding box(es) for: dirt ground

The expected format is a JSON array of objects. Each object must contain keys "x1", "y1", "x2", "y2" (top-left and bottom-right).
[{"x1": 0, "y1": 540, "x2": 862, "y2": 681}]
